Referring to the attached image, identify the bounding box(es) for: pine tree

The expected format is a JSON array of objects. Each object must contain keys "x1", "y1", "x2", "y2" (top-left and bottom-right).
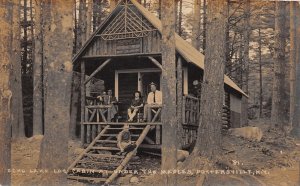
[
  {"x1": 192, "y1": 0, "x2": 201, "y2": 50},
  {"x1": 0, "y1": 1, "x2": 12, "y2": 184},
  {"x1": 193, "y1": 0, "x2": 226, "y2": 158},
  {"x1": 11, "y1": 0, "x2": 25, "y2": 138},
  {"x1": 271, "y1": 1, "x2": 287, "y2": 128},
  {"x1": 38, "y1": 0, "x2": 74, "y2": 184},
  {"x1": 161, "y1": 0, "x2": 177, "y2": 185},
  {"x1": 33, "y1": 0, "x2": 44, "y2": 135}
]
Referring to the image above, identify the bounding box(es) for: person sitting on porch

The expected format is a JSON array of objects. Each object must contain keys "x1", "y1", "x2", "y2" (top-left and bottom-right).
[
  {"x1": 105, "y1": 89, "x2": 118, "y2": 121},
  {"x1": 97, "y1": 91, "x2": 107, "y2": 105},
  {"x1": 116, "y1": 124, "x2": 137, "y2": 155},
  {"x1": 143, "y1": 82, "x2": 162, "y2": 121},
  {"x1": 127, "y1": 91, "x2": 144, "y2": 122}
]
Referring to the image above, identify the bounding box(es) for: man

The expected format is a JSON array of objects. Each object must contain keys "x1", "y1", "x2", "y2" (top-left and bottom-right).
[
  {"x1": 143, "y1": 82, "x2": 162, "y2": 121},
  {"x1": 105, "y1": 89, "x2": 118, "y2": 121},
  {"x1": 106, "y1": 89, "x2": 117, "y2": 105}
]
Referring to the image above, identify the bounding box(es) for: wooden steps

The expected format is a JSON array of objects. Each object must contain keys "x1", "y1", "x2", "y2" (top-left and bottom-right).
[
  {"x1": 67, "y1": 123, "x2": 152, "y2": 184},
  {"x1": 83, "y1": 153, "x2": 124, "y2": 158},
  {"x1": 96, "y1": 140, "x2": 118, "y2": 143},
  {"x1": 101, "y1": 134, "x2": 140, "y2": 137},
  {"x1": 91, "y1": 146, "x2": 120, "y2": 151}
]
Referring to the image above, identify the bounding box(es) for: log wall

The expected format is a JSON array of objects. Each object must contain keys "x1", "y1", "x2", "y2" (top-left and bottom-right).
[{"x1": 82, "y1": 30, "x2": 161, "y2": 58}]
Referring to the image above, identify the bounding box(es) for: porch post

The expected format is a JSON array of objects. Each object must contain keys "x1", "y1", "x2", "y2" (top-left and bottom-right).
[
  {"x1": 177, "y1": 57, "x2": 183, "y2": 147},
  {"x1": 80, "y1": 60, "x2": 86, "y2": 146}
]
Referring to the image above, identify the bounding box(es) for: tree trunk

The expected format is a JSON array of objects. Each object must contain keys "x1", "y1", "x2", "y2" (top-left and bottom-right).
[
  {"x1": 158, "y1": 0, "x2": 162, "y2": 19},
  {"x1": 161, "y1": 0, "x2": 177, "y2": 185},
  {"x1": 176, "y1": 57, "x2": 183, "y2": 148},
  {"x1": 80, "y1": 61, "x2": 86, "y2": 146},
  {"x1": 11, "y1": 0, "x2": 25, "y2": 139},
  {"x1": 70, "y1": 73, "x2": 81, "y2": 139},
  {"x1": 22, "y1": 0, "x2": 28, "y2": 74},
  {"x1": 79, "y1": 0, "x2": 87, "y2": 47},
  {"x1": 193, "y1": 0, "x2": 226, "y2": 159},
  {"x1": 192, "y1": 0, "x2": 201, "y2": 50},
  {"x1": 225, "y1": 0, "x2": 230, "y2": 75},
  {"x1": 33, "y1": 0, "x2": 44, "y2": 135},
  {"x1": 93, "y1": 0, "x2": 102, "y2": 31},
  {"x1": 86, "y1": 0, "x2": 93, "y2": 39},
  {"x1": 241, "y1": 0, "x2": 250, "y2": 126},
  {"x1": 289, "y1": 1, "x2": 297, "y2": 125},
  {"x1": 38, "y1": 0, "x2": 73, "y2": 184},
  {"x1": 175, "y1": 0, "x2": 178, "y2": 32},
  {"x1": 178, "y1": 0, "x2": 182, "y2": 36},
  {"x1": 290, "y1": 3, "x2": 300, "y2": 139},
  {"x1": 243, "y1": 0, "x2": 250, "y2": 94},
  {"x1": 202, "y1": 0, "x2": 207, "y2": 54},
  {"x1": 271, "y1": 1, "x2": 287, "y2": 128},
  {"x1": 258, "y1": 28, "x2": 263, "y2": 118},
  {"x1": 0, "y1": 1, "x2": 12, "y2": 184},
  {"x1": 74, "y1": 0, "x2": 78, "y2": 53}
]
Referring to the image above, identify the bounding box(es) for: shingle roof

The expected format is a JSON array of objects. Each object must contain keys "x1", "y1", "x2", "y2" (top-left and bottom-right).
[{"x1": 131, "y1": 0, "x2": 247, "y2": 97}]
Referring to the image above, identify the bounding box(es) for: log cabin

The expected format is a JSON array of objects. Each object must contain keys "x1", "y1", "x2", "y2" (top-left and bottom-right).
[
  {"x1": 69, "y1": 0, "x2": 248, "y2": 183},
  {"x1": 72, "y1": 0, "x2": 248, "y2": 147}
]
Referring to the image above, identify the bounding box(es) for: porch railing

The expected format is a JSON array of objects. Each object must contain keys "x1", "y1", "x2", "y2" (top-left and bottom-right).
[
  {"x1": 182, "y1": 95, "x2": 200, "y2": 146},
  {"x1": 182, "y1": 95, "x2": 200, "y2": 126},
  {"x1": 82, "y1": 105, "x2": 114, "y2": 144},
  {"x1": 181, "y1": 94, "x2": 231, "y2": 147}
]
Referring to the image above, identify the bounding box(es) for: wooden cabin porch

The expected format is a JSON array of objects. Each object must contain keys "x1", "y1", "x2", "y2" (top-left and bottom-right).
[{"x1": 68, "y1": 1, "x2": 245, "y2": 184}]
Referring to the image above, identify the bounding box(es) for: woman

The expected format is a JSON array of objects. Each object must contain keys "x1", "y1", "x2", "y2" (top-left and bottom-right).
[{"x1": 127, "y1": 91, "x2": 144, "y2": 122}]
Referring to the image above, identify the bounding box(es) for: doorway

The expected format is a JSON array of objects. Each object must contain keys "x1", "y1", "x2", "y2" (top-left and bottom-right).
[{"x1": 115, "y1": 69, "x2": 161, "y2": 118}]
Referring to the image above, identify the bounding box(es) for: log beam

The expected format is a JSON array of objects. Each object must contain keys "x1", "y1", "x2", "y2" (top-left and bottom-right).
[
  {"x1": 84, "y1": 58, "x2": 111, "y2": 85},
  {"x1": 148, "y1": 56, "x2": 163, "y2": 70}
]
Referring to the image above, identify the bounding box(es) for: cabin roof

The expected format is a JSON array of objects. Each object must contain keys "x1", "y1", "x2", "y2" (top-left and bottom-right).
[{"x1": 73, "y1": 0, "x2": 247, "y2": 97}]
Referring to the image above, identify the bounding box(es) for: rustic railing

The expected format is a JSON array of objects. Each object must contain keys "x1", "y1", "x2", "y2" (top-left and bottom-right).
[
  {"x1": 82, "y1": 105, "x2": 114, "y2": 144},
  {"x1": 182, "y1": 95, "x2": 200, "y2": 146},
  {"x1": 145, "y1": 104, "x2": 162, "y2": 144},
  {"x1": 182, "y1": 95, "x2": 200, "y2": 125},
  {"x1": 181, "y1": 95, "x2": 231, "y2": 147}
]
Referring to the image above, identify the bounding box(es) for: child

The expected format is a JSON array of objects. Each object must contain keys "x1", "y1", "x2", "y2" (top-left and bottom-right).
[{"x1": 117, "y1": 124, "x2": 136, "y2": 155}]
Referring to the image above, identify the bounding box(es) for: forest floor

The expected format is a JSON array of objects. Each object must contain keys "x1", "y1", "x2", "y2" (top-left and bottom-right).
[{"x1": 11, "y1": 118, "x2": 300, "y2": 186}]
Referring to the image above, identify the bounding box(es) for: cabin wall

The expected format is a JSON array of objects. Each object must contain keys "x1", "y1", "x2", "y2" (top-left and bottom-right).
[
  {"x1": 230, "y1": 93, "x2": 242, "y2": 128},
  {"x1": 82, "y1": 30, "x2": 161, "y2": 58}
]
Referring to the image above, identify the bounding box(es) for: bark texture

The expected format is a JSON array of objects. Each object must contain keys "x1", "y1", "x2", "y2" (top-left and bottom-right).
[
  {"x1": 79, "y1": 0, "x2": 87, "y2": 47},
  {"x1": 291, "y1": 3, "x2": 300, "y2": 138},
  {"x1": 241, "y1": 0, "x2": 250, "y2": 126},
  {"x1": 33, "y1": 0, "x2": 44, "y2": 135},
  {"x1": 86, "y1": 0, "x2": 93, "y2": 39},
  {"x1": 11, "y1": 0, "x2": 25, "y2": 139},
  {"x1": 192, "y1": 0, "x2": 201, "y2": 50},
  {"x1": 271, "y1": 1, "x2": 287, "y2": 128},
  {"x1": 161, "y1": 0, "x2": 177, "y2": 185},
  {"x1": 38, "y1": 0, "x2": 73, "y2": 184},
  {"x1": 70, "y1": 73, "x2": 81, "y2": 139},
  {"x1": 0, "y1": 1, "x2": 12, "y2": 184},
  {"x1": 193, "y1": 0, "x2": 226, "y2": 159},
  {"x1": 289, "y1": 1, "x2": 297, "y2": 125}
]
